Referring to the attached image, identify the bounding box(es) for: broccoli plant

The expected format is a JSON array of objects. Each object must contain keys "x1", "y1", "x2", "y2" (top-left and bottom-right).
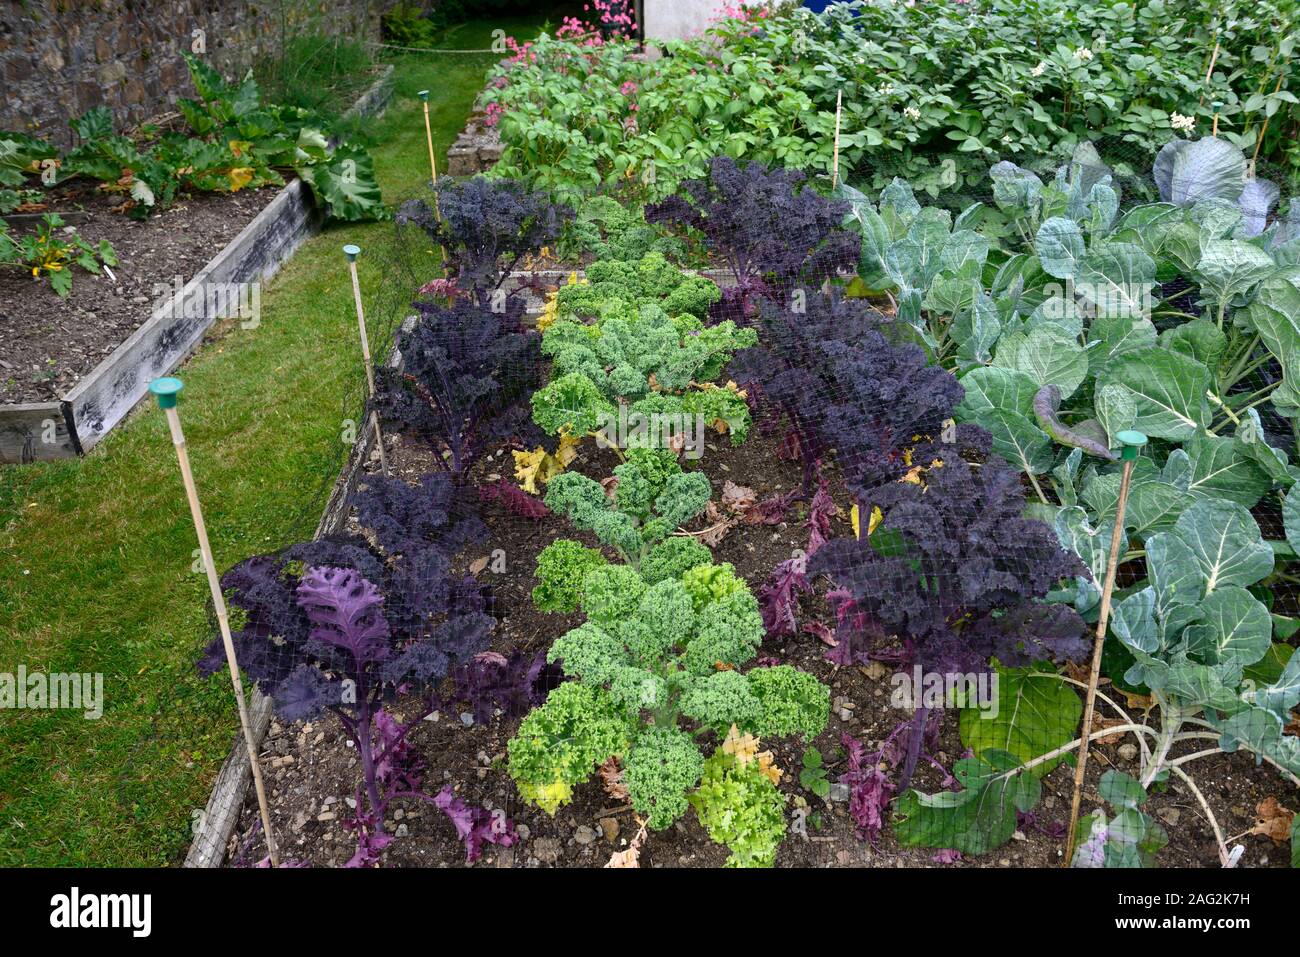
[
  {"x1": 396, "y1": 175, "x2": 572, "y2": 307},
  {"x1": 646, "y1": 156, "x2": 860, "y2": 322},
  {"x1": 507, "y1": 558, "x2": 829, "y2": 856},
  {"x1": 809, "y1": 430, "x2": 1089, "y2": 791},
  {"x1": 542, "y1": 448, "x2": 712, "y2": 567},
  {"x1": 374, "y1": 297, "x2": 549, "y2": 480}
]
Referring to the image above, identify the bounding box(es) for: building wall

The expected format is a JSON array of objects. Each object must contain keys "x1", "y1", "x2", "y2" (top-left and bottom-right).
[
  {"x1": 0, "y1": 0, "x2": 388, "y2": 147},
  {"x1": 642, "y1": 0, "x2": 731, "y2": 41}
]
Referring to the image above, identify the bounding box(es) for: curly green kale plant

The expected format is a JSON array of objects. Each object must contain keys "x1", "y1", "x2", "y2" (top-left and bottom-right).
[
  {"x1": 542, "y1": 449, "x2": 712, "y2": 567},
  {"x1": 532, "y1": 254, "x2": 754, "y2": 449},
  {"x1": 689, "y1": 745, "x2": 789, "y2": 868},
  {"x1": 508, "y1": 559, "x2": 829, "y2": 841}
]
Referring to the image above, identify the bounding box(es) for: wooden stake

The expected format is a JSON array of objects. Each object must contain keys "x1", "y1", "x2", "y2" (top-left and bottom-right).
[
  {"x1": 831, "y1": 89, "x2": 843, "y2": 189},
  {"x1": 1198, "y1": 38, "x2": 1220, "y2": 108},
  {"x1": 149, "y1": 377, "x2": 280, "y2": 868},
  {"x1": 343, "y1": 245, "x2": 389, "y2": 479},
  {"x1": 1252, "y1": 75, "x2": 1285, "y2": 171},
  {"x1": 1063, "y1": 429, "x2": 1148, "y2": 866},
  {"x1": 418, "y1": 90, "x2": 441, "y2": 221}
]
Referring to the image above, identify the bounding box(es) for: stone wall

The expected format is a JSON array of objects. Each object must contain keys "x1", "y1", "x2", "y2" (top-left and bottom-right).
[{"x1": 0, "y1": 0, "x2": 391, "y2": 147}]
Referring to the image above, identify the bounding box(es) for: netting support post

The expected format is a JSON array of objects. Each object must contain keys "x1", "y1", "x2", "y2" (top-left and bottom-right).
[
  {"x1": 831, "y1": 89, "x2": 843, "y2": 189},
  {"x1": 1063, "y1": 429, "x2": 1147, "y2": 865},
  {"x1": 418, "y1": 90, "x2": 442, "y2": 221},
  {"x1": 343, "y1": 245, "x2": 390, "y2": 479},
  {"x1": 149, "y1": 376, "x2": 281, "y2": 868}
]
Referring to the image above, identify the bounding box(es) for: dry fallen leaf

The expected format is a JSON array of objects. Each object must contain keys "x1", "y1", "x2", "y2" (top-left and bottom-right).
[
  {"x1": 1250, "y1": 796, "x2": 1295, "y2": 844},
  {"x1": 859, "y1": 661, "x2": 890, "y2": 681},
  {"x1": 468, "y1": 556, "x2": 489, "y2": 575},
  {"x1": 597, "y1": 756, "x2": 629, "y2": 801},
  {"x1": 605, "y1": 820, "x2": 648, "y2": 868},
  {"x1": 1090, "y1": 713, "x2": 1128, "y2": 745},
  {"x1": 721, "y1": 480, "x2": 757, "y2": 515},
  {"x1": 721, "y1": 724, "x2": 761, "y2": 764}
]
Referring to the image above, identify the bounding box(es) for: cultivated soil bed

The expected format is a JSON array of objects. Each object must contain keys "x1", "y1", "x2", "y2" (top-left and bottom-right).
[
  {"x1": 0, "y1": 183, "x2": 278, "y2": 404},
  {"x1": 223, "y1": 423, "x2": 1297, "y2": 869}
]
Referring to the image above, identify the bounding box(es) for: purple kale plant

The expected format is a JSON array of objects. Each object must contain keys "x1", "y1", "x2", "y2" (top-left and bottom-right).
[
  {"x1": 442, "y1": 648, "x2": 566, "y2": 725},
  {"x1": 809, "y1": 433, "x2": 1089, "y2": 790},
  {"x1": 373, "y1": 297, "x2": 550, "y2": 480},
  {"x1": 729, "y1": 291, "x2": 886, "y2": 496},
  {"x1": 396, "y1": 175, "x2": 572, "y2": 307},
  {"x1": 201, "y1": 472, "x2": 497, "y2": 865},
  {"x1": 645, "y1": 156, "x2": 860, "y2": 322},
  {"x1": 432, "y1": 785, "x2": 518, "y2": 863}
]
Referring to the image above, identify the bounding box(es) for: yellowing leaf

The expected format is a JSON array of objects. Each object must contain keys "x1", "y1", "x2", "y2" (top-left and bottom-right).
[
  {"x1": 849, "y1": 504, "x2": 884, "y2": 538},
  {"x1": 512, "y1": 432, "x2": 580, "y2": 494},
  {"x1": 721, "y1": 724, "x2": 760, "y2": 764},
  {"x1": 228, "y1": 166, "x2": 254, "y2": 191}
]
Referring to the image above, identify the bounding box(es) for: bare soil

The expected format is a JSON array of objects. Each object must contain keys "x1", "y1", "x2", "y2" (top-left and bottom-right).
[
  {"x1": 225, "y1": 424, "x2": 1298, "y2": 869},
  {"x1": 0, "y1": 183, "x2": 277, "y2": 404}
]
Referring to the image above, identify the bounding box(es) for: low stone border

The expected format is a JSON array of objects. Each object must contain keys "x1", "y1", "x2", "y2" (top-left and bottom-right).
[{"x1": 0, "y1": 65, "x2": 395, "y2": 465}]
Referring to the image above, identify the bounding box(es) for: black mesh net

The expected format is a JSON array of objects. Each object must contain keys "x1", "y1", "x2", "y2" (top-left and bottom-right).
[{"x1": 196, "y1": 133, "x2": 1300, "y2": 868}]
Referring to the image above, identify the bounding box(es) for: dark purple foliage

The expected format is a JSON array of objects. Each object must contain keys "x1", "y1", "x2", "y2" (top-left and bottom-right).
[
  {"x1": 432, "y1": 786, "x2": 518, "y2": 863},
  {"x1": 443, "y1": 649, "x2": 565, "y2": 724},
  {"x1": 817, "y1": 332, "x2": 967, "y2": 501},
  {"x1": 202, "y1": 470, "x2": 495, "y2": 864},
  {"x1": 645, "y1": 156, "x2": 860, "y2": 309},
  {"x1": 759, "y1": 555, "x2": 810, "y2": 641},
  {"x1": 809, "y1": 434, "x2": 1088, "y2": 676},
  {"x1": 352, "y1": 471, "x2": 488, "y2": 557},
  {"x1": 373, "y1": 298, "x2": 549, "y2": 480},
  {"x1": 728, "y1": 292, "x2": 886, "y2": 495},
  {"x1": 397, "y1": 176, "x2": 572, "y2": 306},
  {"x1": 840, "y1": 732, "x2": 896, "y2": 844},
  {"x1": 810, "y1": 436, "x2": 1088, "y2": 791}
]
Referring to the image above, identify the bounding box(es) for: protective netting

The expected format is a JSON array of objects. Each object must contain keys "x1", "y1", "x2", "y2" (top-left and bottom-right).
[{"x1": 201, "y1": 129, "x2": 1300, "y2": 866}]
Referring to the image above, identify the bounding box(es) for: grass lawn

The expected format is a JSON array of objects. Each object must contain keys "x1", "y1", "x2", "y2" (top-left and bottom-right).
[{"x1": 0, "y1": 15, "x2": 549, "y2": 867}]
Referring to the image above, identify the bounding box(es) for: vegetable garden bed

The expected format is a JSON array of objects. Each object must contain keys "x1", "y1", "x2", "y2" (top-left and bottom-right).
[
  {"x1": 221, "y1": 417, "x2": 1294, "y2": 868},
  {"x1": 0, "y1": 63, "x2": 393, "y2": 463},
  {"x1": 135, "y1": 2, "x2": 1300, "y2": 874}
]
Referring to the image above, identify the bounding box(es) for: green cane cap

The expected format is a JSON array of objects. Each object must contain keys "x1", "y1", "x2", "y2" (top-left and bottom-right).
[
  {"x1": 1116, "y1": 429, "x2": 1148, "y2": 461},
  {"x1": 149, "y1": 376, "x2": 183, "y2": 409},
  {"x1": 343, "y1": 243, "x2": 361, "y2": 262},
  {"x1": 417, "y1": 90, "x2": 429, "y2": 102}
]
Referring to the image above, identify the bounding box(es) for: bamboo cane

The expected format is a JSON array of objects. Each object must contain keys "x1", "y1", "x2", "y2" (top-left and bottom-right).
[
  {"x1": 1063, "y1": 429, "x2": 1148, "y2": 865},
  {"x1": 418, "y1": 90, "x2": 441, "y2": 221},
  {"x1": 831, "y1": 89, "x2": 843, "y2": 189},
  {"x1": 149, "y1": 377, "x2": 280, "y2": 868},
  {"x1": 343, "y1": 245, "x2": 389, "y2": 478}
]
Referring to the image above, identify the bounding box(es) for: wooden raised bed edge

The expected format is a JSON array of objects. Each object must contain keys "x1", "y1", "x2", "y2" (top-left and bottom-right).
[{"x1": 0, "y1": 65, "x2": 396, "y2": 466}]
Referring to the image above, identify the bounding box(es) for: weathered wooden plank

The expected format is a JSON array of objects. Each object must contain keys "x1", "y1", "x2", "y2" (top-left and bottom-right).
[
  {"x1": 63, "y1": 178, "x2": 324, "y2": 454},
  {"x1": 0, "y1": 401, "x2": 78, "y2": 464}
]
